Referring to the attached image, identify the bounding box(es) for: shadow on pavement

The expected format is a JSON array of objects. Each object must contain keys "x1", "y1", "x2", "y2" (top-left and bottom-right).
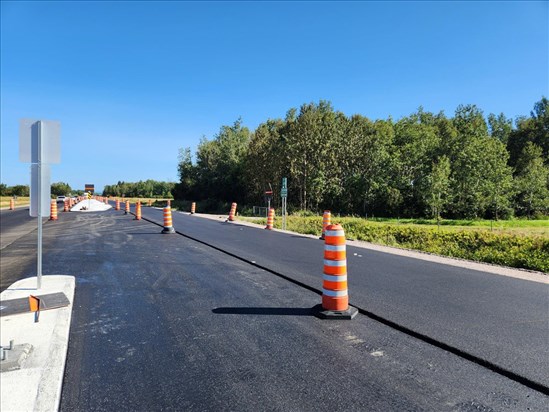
[{"x1": 212, "y1": 307, "x2": 313, "y2": 316}]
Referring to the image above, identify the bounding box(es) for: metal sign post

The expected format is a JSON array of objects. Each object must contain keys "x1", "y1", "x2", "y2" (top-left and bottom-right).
[
  {"x1": 281, "y1": 177, "x2": 288, "y2": 230},
  {"x1": 20, "y1": 119, "x2": 61, "y2": 289}
]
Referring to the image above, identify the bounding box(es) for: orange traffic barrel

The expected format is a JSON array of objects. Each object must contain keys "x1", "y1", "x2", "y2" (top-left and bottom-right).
[
  {"x1": 63, "y1": 199, "x2": 69, "y2": 212},
  {"x1": 162, "y1": 206, "x2": 175, "y2": 233},
  {"x1": 115, "y1": 199, "x2": 120, "y2": 210},
  {"x1": 50, "y1": 200, "x2": 58, "y2": 221},
  {"x1": 135, "y1": 201, "x2": 141, "y2": 220},
  {"x1": 228, "y1": 202, "x2": 237, "y2": 221},
  {"x1": 125, "y1": 200, "x2": 130, "y2": 215},
  {"x1": 265, "y1": 208, "x2": 275, "y2": 230},
  {"x1": 313, "y1": 224, "x2": 358, "y2": 319},
  {"x1": 9, "y1": 198, "x2": 14, "y2": 210},
  {"x1": 320, "y1": 210, "x2": 331, "y2": 239},
  {"x1": 191, "y1": 202, "x2": 196, "y2": 214}
]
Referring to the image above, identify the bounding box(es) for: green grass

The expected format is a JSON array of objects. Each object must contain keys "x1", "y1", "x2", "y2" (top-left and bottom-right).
[{"x1": 240, "y1": 215, "x2": 549, "y2": 273}]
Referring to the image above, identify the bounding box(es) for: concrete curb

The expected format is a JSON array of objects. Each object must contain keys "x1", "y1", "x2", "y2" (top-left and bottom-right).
[{"x1": 0, "y1": 275, "x2": 75, "y2": 412}]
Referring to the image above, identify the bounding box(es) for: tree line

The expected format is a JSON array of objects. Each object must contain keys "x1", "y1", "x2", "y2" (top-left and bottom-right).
[
  {"x1": 102, "y1": 180, "x2": 175, "y2": 198},
  {"x1": 0, "y1": 182, "x2": 79, "y2": 197},
  {"x1": 174, "y1": 97, "x2": 548, "y2": 220}
]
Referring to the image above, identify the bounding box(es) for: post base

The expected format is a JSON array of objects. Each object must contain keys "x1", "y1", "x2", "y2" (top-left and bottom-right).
[
  {"x1": 311, "y1": 304, "x2": 358, "y2": 320},
  {"x1": 161, "y1": 226, "x2": 175, "y2": 234}
]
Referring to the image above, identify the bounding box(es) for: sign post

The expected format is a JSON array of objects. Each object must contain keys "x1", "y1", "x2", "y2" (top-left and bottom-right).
[
  {"x1": 19, "y1": 119, "x2": 61, "y2": 289},
  {"x1": 281, "y1": 177, "x2": 288, "y2": 230}
]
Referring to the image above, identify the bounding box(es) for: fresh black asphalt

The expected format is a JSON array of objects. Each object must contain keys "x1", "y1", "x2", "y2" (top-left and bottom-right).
[
  {"x1": 138, "y1": 207, "x2": 549, "y2": 391},
  {"x1": 1, "y1": 207, "x2": 548, "y2": 409}
]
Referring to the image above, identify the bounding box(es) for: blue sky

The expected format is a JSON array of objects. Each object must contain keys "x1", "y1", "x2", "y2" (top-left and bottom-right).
[{"x1": 1, "y1": 1, "x2": 547, "y2": 193}]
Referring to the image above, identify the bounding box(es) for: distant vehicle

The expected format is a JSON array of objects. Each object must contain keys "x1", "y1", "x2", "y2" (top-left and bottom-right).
[{"x1": 56, "y1": 195, "x2": 67, "y2": 203}]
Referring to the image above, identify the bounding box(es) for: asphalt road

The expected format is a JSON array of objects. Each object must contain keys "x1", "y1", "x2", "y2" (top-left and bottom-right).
[
  {"x1": 13, "y1": 210, "x2": 544, "y2": 410},
  {"x1": 136, "y1": 206, "x2": 549, "y2": 391},
  {"x1": 0, "y1": 208, "x2": 48, "y2": 290},
  {"x1": 1, "y1": 206, "x2": 548, "y2": 409}
]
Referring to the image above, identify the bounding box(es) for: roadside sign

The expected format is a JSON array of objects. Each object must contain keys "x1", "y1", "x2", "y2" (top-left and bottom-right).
[
  {"x1": 87, "y1": 192, "x2": 92, "y2": 199},
  {"x1": 19, "y1": 119, "x2": 61, "y2": 290},
  {"x1": 281, "y1": 188, "x2": 288, "y2": 197},
  {"x1": 85, "y1": 184, "x2": 94, "y2": 193}
]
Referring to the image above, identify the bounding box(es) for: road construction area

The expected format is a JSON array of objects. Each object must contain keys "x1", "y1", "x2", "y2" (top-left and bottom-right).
[{"x1": 0, "y1": 205, "x2": 548, "y2": 411}]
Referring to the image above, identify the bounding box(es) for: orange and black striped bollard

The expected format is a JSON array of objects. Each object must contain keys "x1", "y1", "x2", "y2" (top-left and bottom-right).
[
  {"x1": 265, "y1": 208, "x2": 275, "y2": 230},
  {"x1": 49, "y1": 200, "x2": 58, "y2": 221},
  {"x1": 135, "y1": 202, "x2": 141, "y2": 220},
  {"x1": 228, "y1": 202, "x2": 237, "y2": 222},
  {"x1": 162, "y1": 206, "x2": 175, "y2": 233},
  {"x1": 320, "y1": 210, "x2": 331, "y2": 239}
]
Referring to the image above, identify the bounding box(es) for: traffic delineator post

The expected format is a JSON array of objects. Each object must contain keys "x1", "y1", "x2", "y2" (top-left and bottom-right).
[
  {"x1": 313, "y1": 223, "x2": 358, "y2": 320},
  {"x1": 135, "y1": 201, "x2": 141, "y2": 220},
  {"x1": 9, "y1": 198, "x2": 15, "y2": 210},
  {"x1": 63, "y1": 199, "x2": 69, "y2": 212},
  {"x1": 104, "y1": 197, "x2": 108, "y2": 205},
  {"x1": 227, "y1": 202, "x2": 237, "y2": 222},
  {"x1": 125, "y1": 200, "x2": 130, "y2": 215},
  {"x1": 162, "y1": 206, "x2": 175, "y2": 233},
  {"x1": 265, "y1": 208, "x2": 275, "y2": 230},
  {"x1": 115, "y1": 199, "x2": 120, "y2": 210},
  {"x1": 320, "y1": 210, "x2": 331, "y2": 239},
  {"x1": 49, "y1": 200, "x2": 58, "y2": 221},
  {"x1": 191, "y1": 202, "x2": 196, "y2": 214}
]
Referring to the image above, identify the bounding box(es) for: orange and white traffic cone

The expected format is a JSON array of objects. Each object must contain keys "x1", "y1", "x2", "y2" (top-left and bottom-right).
[
  {"x1": 115, "y1": 199, "x2": 120, "y2": 211},
  {"x1": 148, "y1": 200, "x2": 152, "y2": 207},
  {"x1": 135, "y1": 202, "x2": 141, "y2": 220},
  {"x1": 49, "y1": 200, "x2": 58, "y2": 221},
  {"x1": 125, "y1": 200, "x2": 130, "y2": 215},
  {"x1": 9, "y1": 198, "x2": 14, "y2": 210},
  {"x1": 320, "y1": 210, "x2": 331, "y2": 239},
  {"x1": 63, "y1": 199, "x2": 69, "y2": 212},
  {"x1": 313, "y1": 224, "x2": 357, "y2": 319},
  {"x1": 161, "y1": 206, "x2": 175, "y2": 233},
  {"x1": 265, "y1": 208, "x2": 275, "y2": 230},
  {"x1": 191, "y1": 202, "x2": 196, "y2": 214},
  {"x1": 227, "y1": 202, "x2": 237, "y2": 222}
]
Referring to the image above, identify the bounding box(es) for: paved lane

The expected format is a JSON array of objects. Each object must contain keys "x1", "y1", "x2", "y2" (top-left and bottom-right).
[
  {"x1": 0, "y1": 207, "x2": 51, "y2": 291},
  {"x1": 21, "y1": 210, "x2": 540, "y2": 410},
  {"x1": 138, "y1": 207, "x2": 549, "y2": 390}
]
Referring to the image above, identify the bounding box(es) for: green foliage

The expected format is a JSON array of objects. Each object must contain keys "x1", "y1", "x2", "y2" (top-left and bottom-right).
[
  {"x1": 9, "y1": 185, "x2": 30, "y2": 196},
  {"x1": 103, "y1": 180, "x2": 175, "y2": 198},
  {"x1": 50, "y1": 182, "x2": 72, "y2": 196},
  {"x1": 175, "y1": 97, "x2": 549, "y2": 220}
]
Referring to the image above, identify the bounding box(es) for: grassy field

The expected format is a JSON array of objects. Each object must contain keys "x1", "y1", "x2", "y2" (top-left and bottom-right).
[
  {"x1": 1, "y1": 196, "x2": 30, "y2": 208},
  {"x1": 240, "y1": 215, "x2": 549, "y2": 273}
]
